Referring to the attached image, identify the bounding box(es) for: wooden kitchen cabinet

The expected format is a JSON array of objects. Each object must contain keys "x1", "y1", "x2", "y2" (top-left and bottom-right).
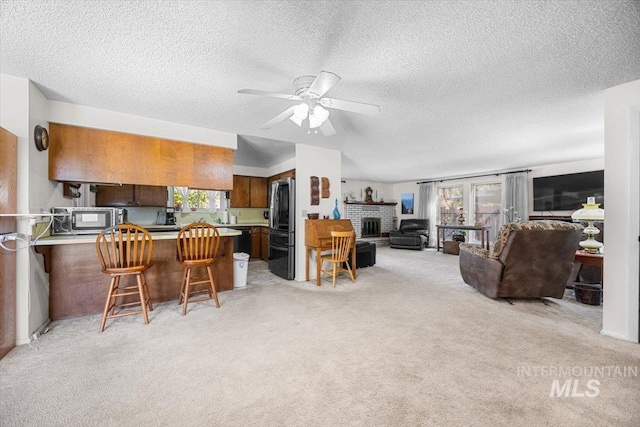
[
  {"x1": 48, "y1": 123, "x2": 233, "y2": 190},
  {"x1": 229, "y1": 175, "x2": 268, "y2": 208},
  {"x1": 133, "y1": 185, "x2": 168, "y2": 206},
  {"x1": 96, "y1": 184, "x2": 167, "y2": 207},
  {"x1": 230, "y1": 175, "x2": 251, "y2": 208},
  {"x1": 261, "y1": 227, "x2": 269, "y2": 261},
  {"x1": 268, "y1": 169, "x2": 295, "y2": 184},
  {"x1": 250, "y1": 177, "x2": 268, "y2": 208},
  {"x1": 251, "y1": 227, "x2": 261, "y2": 260}
]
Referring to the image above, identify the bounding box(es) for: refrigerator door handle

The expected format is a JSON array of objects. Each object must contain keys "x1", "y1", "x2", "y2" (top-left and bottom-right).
[{"x1": 269, "y1": 181, "x2": 278, "y2": 229}]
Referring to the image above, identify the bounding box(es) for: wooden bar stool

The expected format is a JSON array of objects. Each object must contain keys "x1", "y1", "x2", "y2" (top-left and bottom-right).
[
  {"x1": 321, "y1": 231, "x2": 356, "y2": 288},
  {"x1": 95, "y1": 225, "x2": 154, "y2": 332},
  {"x1": 176, "y1": 223, "x2": 221, "y2": 315}
]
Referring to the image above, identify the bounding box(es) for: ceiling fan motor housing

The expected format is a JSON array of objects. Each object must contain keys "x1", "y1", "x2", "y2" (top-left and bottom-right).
[{"x1": 293, "y1": 76, "x2": 317, "y2": 97}]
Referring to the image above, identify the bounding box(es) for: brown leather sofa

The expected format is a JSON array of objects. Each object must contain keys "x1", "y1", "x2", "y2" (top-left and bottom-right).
[{"x1": 459, "y1": 221, "x2": 583, "y2": 299}]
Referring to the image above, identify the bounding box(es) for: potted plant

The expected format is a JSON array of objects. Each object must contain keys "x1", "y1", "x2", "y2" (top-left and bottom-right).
[{"x1": 452, "y1": 230, "x2": 466, "y2": 242}]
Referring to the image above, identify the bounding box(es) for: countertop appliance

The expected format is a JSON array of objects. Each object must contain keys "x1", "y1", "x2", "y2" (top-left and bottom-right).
[
  {"x1": 165, "y1": 206, "x2": 176, "y2": 225},
  {"x1": 51, "y1": 207, "x2": 126, "y2": 235},
  {"x1": 268, "y1": 177, "x2": 295, "y2": 279}
]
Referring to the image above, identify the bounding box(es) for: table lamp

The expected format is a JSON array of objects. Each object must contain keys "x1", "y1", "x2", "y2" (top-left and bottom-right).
[{"x1": 571, "y1": 197, "x2": 604, "y2": 253}]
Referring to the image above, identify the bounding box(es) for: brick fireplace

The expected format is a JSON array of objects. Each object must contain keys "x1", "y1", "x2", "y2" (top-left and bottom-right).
[{"x1": 344, "y1": 202, "x2": 397, "y2": 239}]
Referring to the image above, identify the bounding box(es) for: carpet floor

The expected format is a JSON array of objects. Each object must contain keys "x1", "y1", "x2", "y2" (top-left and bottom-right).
[{"x1": 0, "y1": 247, "x2": 638, "y2": 426}]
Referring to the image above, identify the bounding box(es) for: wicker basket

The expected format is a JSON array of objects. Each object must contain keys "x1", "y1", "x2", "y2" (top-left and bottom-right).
[{"x1": 574, "y1": 284, "x2": 602, "y2": 306}]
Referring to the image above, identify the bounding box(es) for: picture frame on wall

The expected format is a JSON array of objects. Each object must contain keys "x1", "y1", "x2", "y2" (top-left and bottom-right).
[{"x1": 401, "y1": 193, "x2": 414, "y2": 214}]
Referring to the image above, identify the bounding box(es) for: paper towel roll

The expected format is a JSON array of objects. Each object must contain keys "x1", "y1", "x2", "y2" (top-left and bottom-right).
[{"x1": 222, "y1": 211, "x2": 229, "y2": 224}]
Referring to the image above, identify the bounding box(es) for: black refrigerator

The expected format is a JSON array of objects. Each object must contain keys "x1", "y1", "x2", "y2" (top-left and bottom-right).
[{"x1": 268, "y1": 178, "x2": 295, "y2": 279}]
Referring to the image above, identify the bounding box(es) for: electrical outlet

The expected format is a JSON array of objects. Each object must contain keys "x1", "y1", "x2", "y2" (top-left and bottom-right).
[{"x1": 0, "y1": 233, "x2": 18, "y2": 243}]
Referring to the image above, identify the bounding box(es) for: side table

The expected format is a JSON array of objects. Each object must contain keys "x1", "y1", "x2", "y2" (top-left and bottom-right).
[{"x1": 574, "y1": 250, "x2": 604, "y2": 287}]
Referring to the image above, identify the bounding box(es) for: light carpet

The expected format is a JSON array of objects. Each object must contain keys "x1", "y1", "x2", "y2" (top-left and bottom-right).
[{"x1": 1, "y1": 247, "x2": 638, "y2": 426}]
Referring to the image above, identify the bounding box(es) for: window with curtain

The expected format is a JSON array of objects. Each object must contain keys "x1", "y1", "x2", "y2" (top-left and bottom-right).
[
  {"x1": 438, "y1": 186, "x2": 463, "y2": 225},
  {"x1": 472, "y1": 183, "x2": 501, "y2": 241},
  {"x1": 174, "y1": 188, "x2": 209, "y2": 210},
  {"x1": 207, "y1": 191, "x2": 222, "y2": 211}
]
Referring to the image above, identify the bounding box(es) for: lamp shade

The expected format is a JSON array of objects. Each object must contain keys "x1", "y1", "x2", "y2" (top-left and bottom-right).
[{"x1": 571, "y1": 197, "x2": 604, "y2": 221}]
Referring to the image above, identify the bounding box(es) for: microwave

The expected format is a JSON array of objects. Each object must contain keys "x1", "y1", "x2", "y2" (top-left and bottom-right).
[{"x1": 51, "y1": 207, "x2": 127, "y2": 235}]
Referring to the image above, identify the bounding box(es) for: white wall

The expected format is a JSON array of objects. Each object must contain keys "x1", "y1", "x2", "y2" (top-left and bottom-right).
[
  {"x1": 47, "y1": 100, "x2": 237, "y2": 149},
  {"x1": 342, "y1": 179, "x2": 394, "y2": 204},
  {"x1": 295, "y1": 144, "x2": 341, "y2": 281},
  {"x1": 27, "y1": 81, "x2": 55, "y2": 337},
  {"x1": 233, "y1": 165, "x2": 269, "y2": 177},
  {"x1": 602, "y1": 79, "x2": 640, "y2": 343}
]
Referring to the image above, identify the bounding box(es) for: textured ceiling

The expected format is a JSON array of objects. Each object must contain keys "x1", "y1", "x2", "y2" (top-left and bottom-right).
[{"x1": 2, "y1": 0, "x2": 639, "y2": 183}]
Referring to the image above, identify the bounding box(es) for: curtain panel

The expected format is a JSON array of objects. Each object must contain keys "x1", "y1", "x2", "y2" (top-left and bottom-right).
[
  {"x1": 418, "y1": 182, "x2": 437, "y2": 247},
  {"x1": 501, "y1": 172, "x2": 528, "y2": 225}
]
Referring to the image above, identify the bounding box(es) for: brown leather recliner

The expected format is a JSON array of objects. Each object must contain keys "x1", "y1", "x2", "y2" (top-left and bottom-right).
[{"x1": 459, "y1": 221, "x2": 583, "y2": 299}]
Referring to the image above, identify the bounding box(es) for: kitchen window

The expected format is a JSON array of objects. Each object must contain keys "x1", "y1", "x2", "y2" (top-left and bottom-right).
[{"x1": 173, "y1": 188, "x2": 222, "y2": 210}]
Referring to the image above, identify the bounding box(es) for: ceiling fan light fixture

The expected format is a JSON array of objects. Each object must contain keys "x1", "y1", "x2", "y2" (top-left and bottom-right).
[
  {"x1": 290, "y1": 103, "x2": 309, "y2": 127},
  {"x1": 309, "y1": 105, "x2": 329, "y2": 129},
  {"x1": 290, "y1": 114, "x2": 304, "y2": 127}
]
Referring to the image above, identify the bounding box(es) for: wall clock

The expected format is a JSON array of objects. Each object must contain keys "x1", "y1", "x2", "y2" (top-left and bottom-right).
[{"x1": 34, "y1": 125, "x2": 49, "y2": 151}]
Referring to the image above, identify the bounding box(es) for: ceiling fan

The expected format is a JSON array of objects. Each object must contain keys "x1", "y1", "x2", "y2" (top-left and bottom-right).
[{"x1": 238, "y1": 71, "x2": 380, "y2": 136}]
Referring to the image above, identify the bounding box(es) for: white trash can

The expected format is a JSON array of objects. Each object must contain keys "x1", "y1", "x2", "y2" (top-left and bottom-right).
[{"x1": 233, "y1": 252, "x2": 250, "y2": 289}]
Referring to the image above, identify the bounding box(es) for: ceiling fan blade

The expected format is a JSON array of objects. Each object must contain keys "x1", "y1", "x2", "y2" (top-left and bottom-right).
[
  {"x1": 307, "y1": 71, "x2": 341, "y2": 98},
  {"x1": 238, "y1": 89, "x2": 302, "y2": 101},
  {"x1": 319, "y1": 118, "x2": 336, "y2": 136},
  {"x1": 318, "y1": 97, "x2": 380, "y2": 115},
  {"x1": 260, "y1": 106, "x2": 297, "y2": 130}
]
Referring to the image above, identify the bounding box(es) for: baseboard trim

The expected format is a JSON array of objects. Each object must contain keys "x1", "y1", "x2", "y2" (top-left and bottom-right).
[
  {"x1": 18, "y1": 319, "x2": 52, "y2": 345},
  {"x1": 600, "y1": 329, "x2": 638, "y2": 343}
]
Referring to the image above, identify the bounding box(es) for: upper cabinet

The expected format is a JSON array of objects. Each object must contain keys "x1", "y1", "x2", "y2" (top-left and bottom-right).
[
  {"x1": 48, "y1": 123, "x2": 233, "y2": 190},
  {"x1": 268, "y1": 169, "x2": 295, "y2": 184},
  {"x1": 230, "y1": 175, "x2": 251, "y2": 208},
  {"x1": 230, "y1": 175, "x2": 268, "y2": 208},
  {"x1": 96, "y1": 185, "x2": 168, "y2": 207},
  {"x1": 249, "y1": 177, "x2": 268, "y2": 208}
]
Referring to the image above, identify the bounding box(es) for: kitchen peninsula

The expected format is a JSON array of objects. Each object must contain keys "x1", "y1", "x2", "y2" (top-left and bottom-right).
[{"x1": 34, "y1": 228, "x2": 241, "y2": 320}]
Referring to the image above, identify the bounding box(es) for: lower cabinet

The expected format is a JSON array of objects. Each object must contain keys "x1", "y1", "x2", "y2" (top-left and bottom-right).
[
  {"x1": 261, "y1": 227, "x2": 269, "y2": 261},
  {"x1": 248, "y1": 226, "x2": 269, "y2": 261},
  {"x1": 251, "y1": 227, "x2": 261, "y2": 260}
]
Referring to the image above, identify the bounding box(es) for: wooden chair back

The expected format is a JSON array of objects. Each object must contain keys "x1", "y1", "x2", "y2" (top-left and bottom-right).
[
  {"x1": 330, "y1": 231, "x2": 354, "y2": 262},
  {"x1": 96, "y1": 224, "x2": 153, "y2": 271},
  {"x1": 177, "y1": 223, "x2": 220, "y2": 263}
]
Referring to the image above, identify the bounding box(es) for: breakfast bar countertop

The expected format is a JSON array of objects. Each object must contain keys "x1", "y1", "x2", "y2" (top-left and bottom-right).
[{"x1": 34, "y1": 227, "x2": 242, "y2": 246}]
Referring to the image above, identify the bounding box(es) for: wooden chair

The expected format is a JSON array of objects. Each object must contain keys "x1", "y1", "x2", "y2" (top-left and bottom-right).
[
  {"x1": 321, "y1": 231, "x2": 356, "y2": 288},
  {"x1": 95, "y1": 225, "x2": 154, "y2": 332},
  {"x1": 176, "y1": 223, "x2": 221, "y2": 315}
]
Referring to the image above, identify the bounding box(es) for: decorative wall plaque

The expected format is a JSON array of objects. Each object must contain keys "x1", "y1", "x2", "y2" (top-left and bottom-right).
[
  {"x1": 321, "y1": 177, "x2": 330, "y2": 198},
  {"x1": 310, "y1": 176, "x2": 320, "y2": 205}
]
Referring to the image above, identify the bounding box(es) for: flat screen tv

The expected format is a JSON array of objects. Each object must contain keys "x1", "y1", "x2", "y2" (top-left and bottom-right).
[{"x1": 533, "y1": 170, "x2": 604, "y2": 212}]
